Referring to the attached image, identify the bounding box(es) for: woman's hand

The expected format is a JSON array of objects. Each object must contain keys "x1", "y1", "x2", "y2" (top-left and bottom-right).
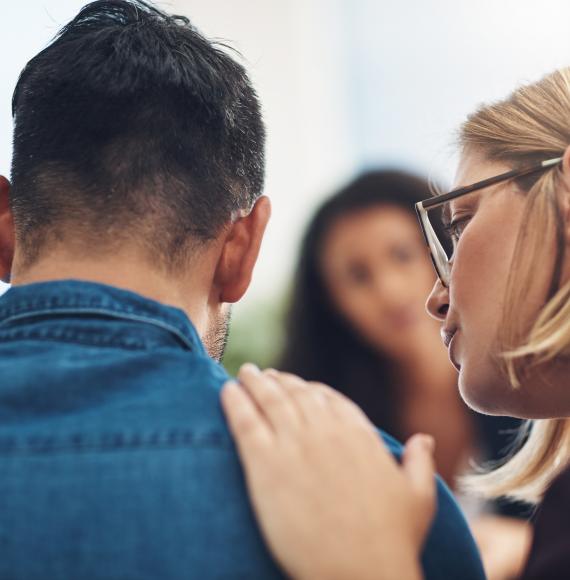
[{"x1": 221, "y1": 364, "x2": 437, "y2": 580}]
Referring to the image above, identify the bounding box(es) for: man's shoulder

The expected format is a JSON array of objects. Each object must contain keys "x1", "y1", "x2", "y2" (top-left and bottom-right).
[
  {"x1": 0, "y1": 347, "x2": 287, "y2": 579},
  {"x1": 0, "y1": 343, "x2": 242, "y2": 476}
]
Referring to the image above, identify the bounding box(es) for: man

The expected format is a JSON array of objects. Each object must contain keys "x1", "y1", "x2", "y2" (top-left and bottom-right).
[{"x1": 0, "y1": 1, "x2": 484, "y2": 578}]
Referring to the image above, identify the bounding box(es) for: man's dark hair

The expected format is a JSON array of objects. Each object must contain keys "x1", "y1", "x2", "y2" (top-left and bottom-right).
[{"x1": 10, "y1": 0, "x2": 265, "y2": 268}]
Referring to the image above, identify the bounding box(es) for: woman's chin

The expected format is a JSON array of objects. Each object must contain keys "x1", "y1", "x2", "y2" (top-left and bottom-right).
[{"x1": 457, "y1": 367, "x2": 523, "y2": 417}]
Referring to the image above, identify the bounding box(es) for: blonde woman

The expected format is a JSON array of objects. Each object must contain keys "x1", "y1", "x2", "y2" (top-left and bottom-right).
[{"x1": 221, "y1": 67, "x2": 570, "y2": 580}]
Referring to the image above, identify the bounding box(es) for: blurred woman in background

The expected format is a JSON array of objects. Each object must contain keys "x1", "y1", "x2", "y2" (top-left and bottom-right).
[{"x1": 279, "y1": 170, "x2": 521, "y2": 495}]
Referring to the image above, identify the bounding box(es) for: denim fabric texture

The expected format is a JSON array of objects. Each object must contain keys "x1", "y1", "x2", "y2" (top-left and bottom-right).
[{"x1": 0, "y1": 280, "x2": 485, "y2": 579}]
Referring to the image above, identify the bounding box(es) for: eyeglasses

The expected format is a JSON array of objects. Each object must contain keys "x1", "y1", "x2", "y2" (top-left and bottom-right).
[{"x1": 415, "y1": 156, "x2": 563, "y2": 288}]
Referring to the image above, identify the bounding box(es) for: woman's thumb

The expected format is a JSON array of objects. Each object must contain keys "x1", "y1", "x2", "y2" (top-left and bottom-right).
[{"x1": 402, "y1": 434, "x2": 437, "y2": 507}]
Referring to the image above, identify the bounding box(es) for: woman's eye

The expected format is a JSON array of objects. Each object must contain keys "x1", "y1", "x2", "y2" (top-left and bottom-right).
[
  {"x1": 346, "y1": 264, "x2": 370, "y2": 285},
  {"x1": 445, "y1": 216, "x2": 471, "y2": 245},
  {"x1": 391, "y1": 246, "x2": 417, "y2": 263}
]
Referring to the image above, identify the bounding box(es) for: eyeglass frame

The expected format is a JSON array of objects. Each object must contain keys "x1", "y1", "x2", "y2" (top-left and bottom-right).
[{"x1": 415, "y1": 156, "x2": 563, "y2": 288}]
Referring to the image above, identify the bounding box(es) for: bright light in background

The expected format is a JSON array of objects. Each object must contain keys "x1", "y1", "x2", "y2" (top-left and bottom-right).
[
  {"x1": 344, "y1": 0, "x2": 570, "y2": 184},
  {"x1": 1, "y1": 0, "x2": 569, "y2": 300}
]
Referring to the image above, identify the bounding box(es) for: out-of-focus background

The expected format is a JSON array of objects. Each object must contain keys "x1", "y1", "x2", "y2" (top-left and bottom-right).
[{"x1": 1, "y1": 0, "x2": 569, "y2": 372}]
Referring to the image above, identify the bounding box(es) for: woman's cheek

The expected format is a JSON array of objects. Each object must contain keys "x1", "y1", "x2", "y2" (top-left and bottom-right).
[{"x1": 337, "y1": 288, "x2": 375, "y2": 336}]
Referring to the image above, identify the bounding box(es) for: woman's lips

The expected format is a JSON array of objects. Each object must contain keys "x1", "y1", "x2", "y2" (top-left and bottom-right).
[
  {"x1": 441, "y1": 327, "x2": 461, "y2": 371},
  {"x1": 447, "y1": 332, "x2": 461, "y2": 372}
]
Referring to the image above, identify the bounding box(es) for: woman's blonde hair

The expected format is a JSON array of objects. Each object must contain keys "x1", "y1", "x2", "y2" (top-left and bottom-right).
[{"x1": 458, "y1": 68, "x2": 570, "y2": 504}]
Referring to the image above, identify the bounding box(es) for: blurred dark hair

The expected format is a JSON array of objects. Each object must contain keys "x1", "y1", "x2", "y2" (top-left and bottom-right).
[
  {"x1": 279, "y1": 170, "x2": 445, "y2": 436},
  {"x1": 10, "y1": 0, "x2": 265, "y2": 268}
]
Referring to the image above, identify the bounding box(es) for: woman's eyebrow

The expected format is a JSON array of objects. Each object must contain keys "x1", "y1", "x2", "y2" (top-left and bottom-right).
[{"x1": 447, "y1": 195, "x2": 481, "y2": 223}]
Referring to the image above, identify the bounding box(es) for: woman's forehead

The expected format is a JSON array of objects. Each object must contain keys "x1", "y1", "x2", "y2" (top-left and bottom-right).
[
  {"x1": 446, "y1": 193, "x2": 481, "y2": 220},
  {"x1": 453, "y1": 153, "x2": 512, "y2": 189},
  {"x1": 446, "y1": 154, "x2": 517, "y2": 218},
  {"x1": 325, "y1": 205, "x2": 419, "y2": 248}
]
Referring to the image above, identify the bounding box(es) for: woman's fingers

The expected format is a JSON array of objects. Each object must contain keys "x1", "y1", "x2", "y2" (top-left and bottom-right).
[
  {"x1": 268, "y1": 371, "x2": 372, "y2": 433},
  {"x1": 265, "y1": 370, "x2": 330, "y2": 422},
  {"x1": 221, "y1": 381, "x2": 273, "y2": 454},
  {"x1": 402, "y1": 434, "x2": 437, "y2": 525},
  {"x1": 220, "y1": 367, "x2": 431, "y2": 580},
  {"x1": 236, "y1": 364, "x2": 301, "y2": 431}
]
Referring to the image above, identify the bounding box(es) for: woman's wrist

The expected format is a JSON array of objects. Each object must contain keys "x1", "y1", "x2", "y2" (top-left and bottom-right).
[{"x1": 300, "y1": 542, "x2": 423, "y2": 580}]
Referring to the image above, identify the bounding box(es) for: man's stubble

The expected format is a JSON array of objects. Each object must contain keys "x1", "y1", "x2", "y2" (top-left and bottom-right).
[{"x1": 203, "y1": 304, "x2": 232, "y2": 363}]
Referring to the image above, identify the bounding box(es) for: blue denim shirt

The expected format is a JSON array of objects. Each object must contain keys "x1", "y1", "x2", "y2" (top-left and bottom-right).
[{"x1": 0, "y1": 280, "x2": 485, "y2": 580}]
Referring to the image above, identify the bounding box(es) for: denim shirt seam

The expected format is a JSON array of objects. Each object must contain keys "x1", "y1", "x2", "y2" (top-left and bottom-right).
[
  {"x1": 0, "y1": 307, "x2": 195, "y2": 351},
  {"x1": 0, "y1": 326, "x2": 158, "y2": 351},
  {"x1": 0, "y1": 429, "x2": 233, "y2": 456}
]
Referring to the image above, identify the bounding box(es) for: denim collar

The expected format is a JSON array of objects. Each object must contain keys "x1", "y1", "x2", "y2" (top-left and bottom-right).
[{"x1": 0, "y1": 280, "x2": 205, "y2": 353}]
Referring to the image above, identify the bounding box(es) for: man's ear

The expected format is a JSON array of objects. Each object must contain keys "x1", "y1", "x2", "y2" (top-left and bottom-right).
[
  {"x1": 0, "y1": 176, "x2": 15, "y2": 283},
  {"x1": 214, "y1": 196, "x2": 271, "y2": 303}
]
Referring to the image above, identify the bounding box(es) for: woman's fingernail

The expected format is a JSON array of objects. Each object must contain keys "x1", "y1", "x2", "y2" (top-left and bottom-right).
[
  {"x1": 420, "y1": 434, "x2": 436, "y2": 453},
  {"x1": 224, "y1": 381, "x2": 240, "y2": 394},
  {"x1": 240, "y1": 362, "x2": 260, "y2": 375}
]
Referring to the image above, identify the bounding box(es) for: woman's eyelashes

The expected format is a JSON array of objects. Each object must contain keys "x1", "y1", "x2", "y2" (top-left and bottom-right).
[
  {"x1": 390, "y1": 245, "x2": 419, "y2": 263},
  {"x1": 346, "y1": 263, "x2": 370, "y2": 285},
  {"x1": 344, "y1": 245, "x2": 421, "y2": 286},
  {"x1": 445, "y1": 215, "x2": 472, "y2": 246}
]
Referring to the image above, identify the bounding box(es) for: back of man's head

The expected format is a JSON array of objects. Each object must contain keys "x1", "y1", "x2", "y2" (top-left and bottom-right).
[{"x1": 10, "y1": 0, "x2": 265, "y2": 270}]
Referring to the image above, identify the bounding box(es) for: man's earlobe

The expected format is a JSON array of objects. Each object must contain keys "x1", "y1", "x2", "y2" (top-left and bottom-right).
[
  {"x1": 0, "y1": 176, "x2": 15, "y2": 282},
  {"x1": 215, "y1": 196, "x2": 271, "y2": 304}
]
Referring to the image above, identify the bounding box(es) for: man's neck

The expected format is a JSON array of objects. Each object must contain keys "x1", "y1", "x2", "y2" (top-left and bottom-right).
[{"x1": 10, "y1": 250, "x2": 212, "y2": 336}]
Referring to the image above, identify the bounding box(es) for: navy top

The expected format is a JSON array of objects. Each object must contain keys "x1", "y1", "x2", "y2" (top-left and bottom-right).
[{"x1": 0, "y1": 280, "x2": 485, "y2": 579}]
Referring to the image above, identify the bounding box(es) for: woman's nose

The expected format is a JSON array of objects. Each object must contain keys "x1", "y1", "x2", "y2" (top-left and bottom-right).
[{"x1": 426, "y1": 278, "x2": 449, "y2": 321}]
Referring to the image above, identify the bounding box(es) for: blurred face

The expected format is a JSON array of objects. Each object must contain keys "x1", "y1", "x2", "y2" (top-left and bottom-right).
[
  {"x1": 426, "y1": 151, "x2": 567, "y2": 417},
  {"x1": 320, "y1": 205, "x2": 438, "y2": 358}
]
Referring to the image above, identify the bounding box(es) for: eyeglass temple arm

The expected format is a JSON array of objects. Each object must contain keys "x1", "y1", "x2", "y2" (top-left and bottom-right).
[{"x1": 421, "y1": 156, "x2": 563, "y2": 210}]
